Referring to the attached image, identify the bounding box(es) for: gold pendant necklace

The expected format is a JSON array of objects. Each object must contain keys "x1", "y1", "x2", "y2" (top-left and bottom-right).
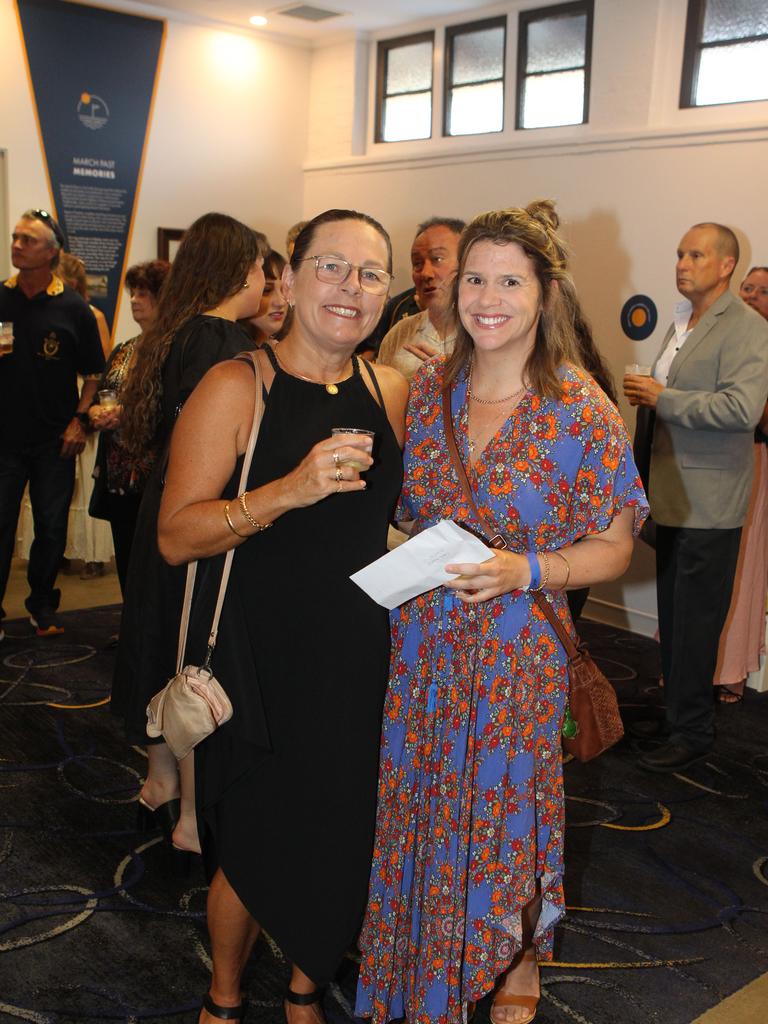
[{"x1": 275, "y1": 348, "x2": 346, "y2": 395}]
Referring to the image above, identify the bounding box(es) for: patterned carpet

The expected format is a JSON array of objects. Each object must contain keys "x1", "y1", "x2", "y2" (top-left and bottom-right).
[{"x1": 0, "y1": 607, "x2": 767, "y2": 1023}]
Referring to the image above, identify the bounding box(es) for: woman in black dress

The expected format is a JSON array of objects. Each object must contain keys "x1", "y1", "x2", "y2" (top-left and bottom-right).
[
  {"x1": 87, "y1": 259, "x2": 171, "y2": 595},
  {"x1": 112, "y1": 213, "x2": 268, "y2": 852},
  {"x1": 157, "y1": 210, "x2": 408, "y2": 1024}
]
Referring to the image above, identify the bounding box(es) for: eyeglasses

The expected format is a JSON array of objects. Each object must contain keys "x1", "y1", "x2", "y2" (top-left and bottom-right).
[
  {"x1": 298, "y1": 255, "x2": 393, "y2": 295},
  {"x1": 29, "y1": 209, "x2": 67, "y2": 250}
]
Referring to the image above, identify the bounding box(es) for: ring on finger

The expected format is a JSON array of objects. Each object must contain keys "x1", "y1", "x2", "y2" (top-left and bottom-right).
[
  {"x1": 335, "y1": 467, "x2": 343, "y2": 482},
  {"x1": 332, "y1": 450, "x2": 340, "y2": 467}
]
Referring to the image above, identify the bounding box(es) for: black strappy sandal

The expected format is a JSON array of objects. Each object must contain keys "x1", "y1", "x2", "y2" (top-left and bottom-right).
[
  {"x1": 201, "y1": 992, "x2": 246, "y2": 1021},
  {"x1": 284, "y1": 988, "x2": 324, "y2": 1021}
]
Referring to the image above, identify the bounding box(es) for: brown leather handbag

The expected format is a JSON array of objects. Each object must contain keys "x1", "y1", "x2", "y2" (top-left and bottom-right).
[{"x1": 440, "y1": 386, "x2": 624, "y2": 762}]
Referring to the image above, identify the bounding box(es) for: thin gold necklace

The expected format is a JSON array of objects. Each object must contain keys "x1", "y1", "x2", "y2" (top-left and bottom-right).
[
  {"x1": 467, "y1": 361, "x2": 526, "y2": 405},
  {"x1": 468, "y1": 404, "x2": 516, "y2": 455},
  {"x1": 274, "y1": 347, "x2": 350, "y2": 396}
]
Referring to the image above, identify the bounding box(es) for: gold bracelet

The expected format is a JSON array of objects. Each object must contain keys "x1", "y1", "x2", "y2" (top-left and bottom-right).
[
  {"x1": 551, "y1": 550, "x2": 571, "y2": 589},
  {"x1": 538, "y1": 551, "x2": 551, "y2": 590},
  {"x1": 238, "y1": 491, "x2": 273, "y2": 532},
  {"x1": 224, "y1": 502, "x2": 248, "y2": 537}
]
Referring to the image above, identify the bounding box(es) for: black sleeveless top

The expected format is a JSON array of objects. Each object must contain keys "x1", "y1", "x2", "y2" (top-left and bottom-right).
[{"x1": 191, "y1": 348, "x2": 403, "y2": 983}]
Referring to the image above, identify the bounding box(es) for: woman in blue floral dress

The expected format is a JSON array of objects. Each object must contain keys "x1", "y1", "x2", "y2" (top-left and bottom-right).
[{"x1": 357, "y1": 202, "x2": 648, "y2": 1024}]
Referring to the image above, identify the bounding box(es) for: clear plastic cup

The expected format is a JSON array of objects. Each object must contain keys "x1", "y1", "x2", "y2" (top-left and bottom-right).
[
  {"x1": 98, "y1": 388, "x2": 118, "y2": 410},
  {"x1": 332, "y1": 427, "x2": 375, "y2": 471},
  {"x1": 0, "y1": 322, "x2": 13, "y2": 356},
  {"x1": 624, "y1": 363, "x2": 652, "y2": 376}
]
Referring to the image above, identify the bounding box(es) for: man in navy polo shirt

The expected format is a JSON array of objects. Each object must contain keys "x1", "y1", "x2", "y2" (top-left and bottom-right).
[{"x1": 0, "y1": 209, "x2": 104, "y2": 638}]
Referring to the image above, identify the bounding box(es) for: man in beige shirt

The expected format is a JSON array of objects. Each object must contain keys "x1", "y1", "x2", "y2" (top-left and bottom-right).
[{"x1": 377, "y1": 217, "x2": 464, "y2": 380}]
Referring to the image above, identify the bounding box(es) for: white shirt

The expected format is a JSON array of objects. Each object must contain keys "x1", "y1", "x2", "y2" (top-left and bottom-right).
[
  {"x1": 654, "y1": 298, "x2": 694, "y2": 386},
  {"x1": 376, "y1": 309, "x2": 456, "y2": 381}
]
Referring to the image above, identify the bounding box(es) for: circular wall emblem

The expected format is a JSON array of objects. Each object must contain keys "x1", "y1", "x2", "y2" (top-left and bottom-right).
[
  {"x1": 77, "y1": 92, "x2": 109, "y2": 130},
  {"x1": 620, "y1": 294, "x2": 658, "y2": 341}
]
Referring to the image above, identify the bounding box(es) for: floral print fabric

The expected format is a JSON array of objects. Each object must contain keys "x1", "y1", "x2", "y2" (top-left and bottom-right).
[
  {"x1": 356, "y1": 360, "x2": 648, "y2": 1024},
  {"x1": 100, "y1": 338, "x2": 157, "y2": 494}
]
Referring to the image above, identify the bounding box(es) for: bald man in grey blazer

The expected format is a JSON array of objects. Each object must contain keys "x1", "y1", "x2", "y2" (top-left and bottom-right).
[{"x1": 624, "y1": 222, "x2": 768, "y2": 771}]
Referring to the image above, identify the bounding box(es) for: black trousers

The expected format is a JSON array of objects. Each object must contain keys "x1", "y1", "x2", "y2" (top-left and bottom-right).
[
  {"x1": 0, "y1": 440, "x2": 76, "y2": 619},
  {"x1": 102, "y1": 491, "x2": 144, "y2": 597},
  {"x1": 655, "y1": 524, "x2": 742, "y2": 749}
]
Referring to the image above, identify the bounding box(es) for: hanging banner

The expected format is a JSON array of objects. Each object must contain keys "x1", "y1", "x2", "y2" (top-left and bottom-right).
[{"x1": 15, "y1": 0, "x2": 165, "y2": 336}]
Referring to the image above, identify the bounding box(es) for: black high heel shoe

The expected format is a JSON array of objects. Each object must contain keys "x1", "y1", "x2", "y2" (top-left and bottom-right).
[
  {"x1": 136, "y1": 796, "x2": 180, "y2": 843},
  {"x1": 200, "y1": 992, "x2": 246, "y2": 1021}
]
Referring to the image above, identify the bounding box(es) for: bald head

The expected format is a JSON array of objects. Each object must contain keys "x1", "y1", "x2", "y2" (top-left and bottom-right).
[{"x1": 691, "y1": 222, "x2": 739, "y2": 272}]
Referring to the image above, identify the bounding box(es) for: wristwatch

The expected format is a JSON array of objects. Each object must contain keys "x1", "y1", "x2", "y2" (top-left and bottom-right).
[{"x1": 74, "y1": 412, "x2": 90, "y2": 430}]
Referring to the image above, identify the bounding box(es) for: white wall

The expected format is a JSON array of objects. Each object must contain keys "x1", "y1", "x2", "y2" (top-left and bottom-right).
[
  {"x1": 3, "y1": 0, "x2": 767, "y2": 633},
  {"x1": 0, "y1": 0, "x2": 311, "y2": 341},
  {"x1": 302, "y1": 0, "x2": 768, "y2": 634}
]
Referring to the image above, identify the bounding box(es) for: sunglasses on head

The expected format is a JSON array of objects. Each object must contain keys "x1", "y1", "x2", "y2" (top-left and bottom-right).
[{"x1": 30, "y1": 209, "x2": 67, "y2": 250}]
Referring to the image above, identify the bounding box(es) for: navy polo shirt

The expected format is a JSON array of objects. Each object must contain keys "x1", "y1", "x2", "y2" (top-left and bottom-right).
[{"x1": 0, "y1": 274, "x2": 105, "y2": 450}]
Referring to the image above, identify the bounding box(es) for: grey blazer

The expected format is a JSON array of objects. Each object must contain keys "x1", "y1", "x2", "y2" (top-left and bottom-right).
[{"x1": 649, "y1": 290, "x2": 768, "y2": 529}]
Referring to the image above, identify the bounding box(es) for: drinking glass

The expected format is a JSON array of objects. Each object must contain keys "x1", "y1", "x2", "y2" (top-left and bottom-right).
[
  {"x1": 332, "y1": 427, "x2": 375, "y2": 471},
  {"x1": 0, "y1": 322, "x2": 13, "y2": 356},
  {"x1": 98, "y1": 388, "x2": 118, "y2": 410}
]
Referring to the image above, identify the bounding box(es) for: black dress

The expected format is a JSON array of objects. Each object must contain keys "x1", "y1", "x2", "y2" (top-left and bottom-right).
[
  {"x1": 111, "y1": 315, "x2": 254, "y2": 741},
  {"x1": 189, "y1": 347, "x2": 402, "y2": 984}
]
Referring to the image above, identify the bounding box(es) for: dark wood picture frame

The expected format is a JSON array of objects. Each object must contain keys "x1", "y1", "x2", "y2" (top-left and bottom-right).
[{"x1": 157, "y1": 227, "x2": 184, "y2": 261}]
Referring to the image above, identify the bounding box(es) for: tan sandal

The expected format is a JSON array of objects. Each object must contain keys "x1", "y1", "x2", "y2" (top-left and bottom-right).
[{"x1": 490, "y1": 950, "x2": 539, "y2": 1024}]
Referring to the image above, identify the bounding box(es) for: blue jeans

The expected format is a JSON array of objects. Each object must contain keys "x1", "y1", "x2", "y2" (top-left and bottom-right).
[{"x1": 0, "y1": 440, "x2": 76, "y2": 619}]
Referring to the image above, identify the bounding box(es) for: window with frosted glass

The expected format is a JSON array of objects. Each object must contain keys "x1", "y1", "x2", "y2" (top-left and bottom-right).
[
  {"x1": 517, "y1": 1, "x2": 593, "y2": 130},
  {"x1": 680, "y1": 0, "x2": 768, "y2": 107},
  {"x1": 376, "y1": 33, "x2": 434, "y2": 143},
  {"x1": 445, "y1": 17, "x2": 506, "y2": 137}
]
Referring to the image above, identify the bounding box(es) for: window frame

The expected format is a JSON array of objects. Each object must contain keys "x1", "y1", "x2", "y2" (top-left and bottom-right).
[
  {"x1": 515, "y1": 0, "x2": 594, "y2": 131},
  {"x1": 375, "y1": 30, "x2": 435, "y2": 144},
  {"x1": 442, "y1": 15, "x2": 507, "y2": 138},
  {"x1": 680, "y1": 0, "x2": 768, "y2": 108}
]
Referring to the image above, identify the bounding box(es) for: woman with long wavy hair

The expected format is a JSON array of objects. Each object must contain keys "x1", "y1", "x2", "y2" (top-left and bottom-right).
[
  {"x1": 112, "y1": 212, "x2": 267, "y2": 856},
  {"x1": 356, "y1": 202, "x2": 647, "y2": 1024}
]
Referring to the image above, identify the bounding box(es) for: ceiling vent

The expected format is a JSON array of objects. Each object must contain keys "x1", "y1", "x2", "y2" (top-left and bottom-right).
[{"x1": 274, "y1": 5, "x2": 343, "y2": 21}]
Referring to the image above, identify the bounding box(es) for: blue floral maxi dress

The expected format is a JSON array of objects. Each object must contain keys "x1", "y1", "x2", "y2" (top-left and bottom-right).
[{"x1": 355, "y1": 360, "x2": 648, "y2": 1024}]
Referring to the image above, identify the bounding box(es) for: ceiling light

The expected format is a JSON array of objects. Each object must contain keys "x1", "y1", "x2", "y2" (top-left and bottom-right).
[
  {"x1": 276, "y1": 5, "x2": 341, "y2": 20},
  {"x1": 249, "y1": 15, "x2": 268, "y2": 26}
]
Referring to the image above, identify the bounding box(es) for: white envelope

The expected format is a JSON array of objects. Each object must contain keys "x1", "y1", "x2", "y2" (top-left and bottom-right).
[{"x1": 350, "y1": 518, "x2": 492, "y2": 610}]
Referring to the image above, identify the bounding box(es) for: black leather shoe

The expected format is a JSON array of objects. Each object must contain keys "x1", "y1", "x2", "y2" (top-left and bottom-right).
[
  {"x1": 628, "y1": 718, "x2": 669, "y2": 740},
  {"x1": 136, "y1": 796, "x2": 181, "y2": 842},
  {"x1": 639, "y1": 740, "x2": 709, "y2": 773}
]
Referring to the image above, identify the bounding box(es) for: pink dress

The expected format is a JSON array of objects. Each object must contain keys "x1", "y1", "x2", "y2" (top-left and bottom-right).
[{"x1": 713, "y1": 441, "x2": 768, "y2": 688}]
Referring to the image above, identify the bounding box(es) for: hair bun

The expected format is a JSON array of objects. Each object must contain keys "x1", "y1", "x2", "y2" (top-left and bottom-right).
[{"x1": 526, "y1": 199, "x2": 559, "y2": 233}]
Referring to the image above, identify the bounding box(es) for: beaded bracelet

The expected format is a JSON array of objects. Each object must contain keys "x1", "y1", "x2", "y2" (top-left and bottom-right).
[
  {"x1": 224, "y1": 502, "x2": 248, "y2": 537},
  {"x1": 238, "y1": 491, "x2": 273, "y2": 532}
]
